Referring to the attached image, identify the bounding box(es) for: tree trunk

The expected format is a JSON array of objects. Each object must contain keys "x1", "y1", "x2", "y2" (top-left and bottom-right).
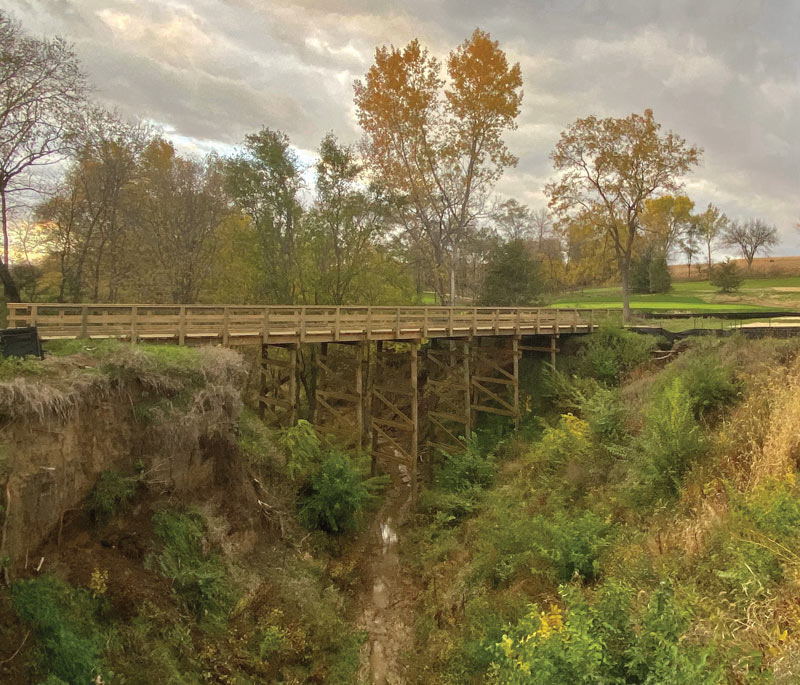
[
  {"x1": 0, "y1": 189, "x2": 21, "y2": 302},
  {"x1": 0, "y1": 260, "x2": 21, "y2": 302},
  {"x1": 620, "y1": 259, "x2": 631, "y2": 323}
]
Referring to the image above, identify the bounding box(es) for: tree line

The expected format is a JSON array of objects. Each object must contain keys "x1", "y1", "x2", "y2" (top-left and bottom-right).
[{"x1": 0, "y1": 12, "x2": 782, "y2": 317}]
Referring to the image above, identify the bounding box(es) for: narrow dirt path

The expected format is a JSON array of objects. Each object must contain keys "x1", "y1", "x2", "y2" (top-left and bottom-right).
[{"x1": 356, "y1": 464, "x2": 418, "y2": 684}]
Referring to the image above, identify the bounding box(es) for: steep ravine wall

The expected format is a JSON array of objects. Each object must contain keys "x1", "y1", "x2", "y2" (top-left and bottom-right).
[{"x1": 0, "y1": 344, "x2": 248, "y2": 571}]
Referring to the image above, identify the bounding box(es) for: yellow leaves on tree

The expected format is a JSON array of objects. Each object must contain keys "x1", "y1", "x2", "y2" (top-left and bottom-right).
[{"x1": 354, "y1": 29, "x2": 522, "y2": 304}]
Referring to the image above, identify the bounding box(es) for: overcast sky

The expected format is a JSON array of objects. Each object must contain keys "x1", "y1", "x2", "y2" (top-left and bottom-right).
[{"x1": 8, "y1": 0, "x2": 800, "y2": 254}]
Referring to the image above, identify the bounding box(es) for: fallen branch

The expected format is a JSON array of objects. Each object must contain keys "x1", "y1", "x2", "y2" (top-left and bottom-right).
[{"x1": 0, "y1": 629, "x2": 30, "y2": 665}]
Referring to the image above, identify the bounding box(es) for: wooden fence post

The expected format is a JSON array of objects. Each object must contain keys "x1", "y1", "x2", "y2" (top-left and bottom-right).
[
  {"x1": 80, "y1": 305, "x2": 88, "y2": 339},
  {"x1": 131, "y1": 305, "x2": 138, "y2": 343},
  {"x1": 222, "y1": 307, "x2": 230, "y2": 345},
  {"x1": 178, "y1": 306, "x2": 186, "y2": 345}
]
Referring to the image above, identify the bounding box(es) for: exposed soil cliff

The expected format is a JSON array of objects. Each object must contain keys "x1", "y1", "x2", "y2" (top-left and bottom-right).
[{"x1": 0, "y1": 342, "x2": 247, "y2": 573}]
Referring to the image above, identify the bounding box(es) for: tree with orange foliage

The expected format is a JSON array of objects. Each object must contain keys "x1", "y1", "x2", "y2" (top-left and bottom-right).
[
  {"x1": 354, "y1": 29, "x2": 522, "y2": 304},
  {"x1": 547, "y1": 110, "x2": 701, "y2": 321}
]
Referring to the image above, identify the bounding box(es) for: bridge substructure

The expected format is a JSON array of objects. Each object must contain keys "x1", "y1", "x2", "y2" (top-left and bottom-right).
[{"x1": 10, "y1": 304, "x2": 611, "y2": 490}]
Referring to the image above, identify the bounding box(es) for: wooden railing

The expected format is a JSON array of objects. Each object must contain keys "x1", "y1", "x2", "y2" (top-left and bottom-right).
[{"x1": 7, "y1": 304, "x2": 616, "y2": 344}]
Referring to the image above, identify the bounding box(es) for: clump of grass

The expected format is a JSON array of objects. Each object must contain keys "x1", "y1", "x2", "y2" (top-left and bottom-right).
[
  {"x1": 150, "y1": 509, "x2": 235, "y2": 626},
  {"x1": 11, "y1": 574, "x2": 108, "y2": 684},
  {"x1": 86, "y1": 470, "x2": 138, "y2": 523}
]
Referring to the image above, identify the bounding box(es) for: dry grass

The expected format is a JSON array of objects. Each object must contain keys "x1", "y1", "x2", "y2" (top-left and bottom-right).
[
  {"x1": 0, "y1": 344, "x2": 247, "y2": 423},
  {"x1": 671, "y1": 256, "x2": 800, "y2": 280}
]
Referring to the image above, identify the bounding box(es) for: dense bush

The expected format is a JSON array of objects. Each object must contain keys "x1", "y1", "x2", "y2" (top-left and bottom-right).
[
  {"x1": 490, "y1": 582, "x2": 720, "y2": 684},
  {"x1": 631, "y1": 379, "x2": 706, "y2": 503},
  {"x1": 581, "y1": 387, "x2": 628, "y2": 442},
  {"x1": 436, "y1": 438, "x2": 495, "y2": 492},
  {"x1": 530, "y1": 510, "x2": 615, "y2": 584},
  {"x1": 11, "y1": 575, "x2": 107, "y2": 684},
  {"x1": 576, "y1": 326, "x2": 657, "y2": 384},
  {"x1": 658, "y1": 347, "x2": 740, "y2": 417},
  {"x1": 298, "y1": 451, "x2": 373, "y2": 534},
  {"x1": 710, "y1": 258, "x2": 743, "y2": 293},
  {"x1": 151, "y1": 509, "x2": 234, "y2": 622},
  {"x1": 278, "y1": 419, "x2": 324, "y2": 481}
]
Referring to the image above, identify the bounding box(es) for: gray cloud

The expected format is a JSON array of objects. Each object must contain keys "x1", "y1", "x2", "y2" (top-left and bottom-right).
[{"x1": 6, "y1": 0, "x2": 800, "y2": 252}]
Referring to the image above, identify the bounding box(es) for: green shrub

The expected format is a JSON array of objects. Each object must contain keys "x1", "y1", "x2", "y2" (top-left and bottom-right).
[
  {"x1": 278, "y1": 419, "x2": 323, "y2": 481},
  {"x1": 419, "y1": 439, "x2": 495, "y2": 523},
  {"x1": 576, "y1": 326, "x2": 657, "y2": 384},
  {"x1": 298, "y1": 451, "x2": 373, "y2": 534},
  {"x1": 11, "y1": 575, "x2": 107, "y2": 684},
  {"x1": 531, "y1": 414, "x2": 592, "y2": 474},
  {"x1": 86, "y1": 470, "x2": 137, "y2": 522},
  {"x1": 659, "y1": 349, "x2": 740, "y2": 418},
  {"x1": 490, "y1": 582, "x2": 720, "y2": 684},
  {"x1": 530, "y1": 510, "x2": 615, "y2": 584},
  {"x1": 151, "y1": 509, "x2": 234, "y2": 622},
  {"x1": 436, "y1": 438, "x2": 495, "y2": 492},
  {"x1": 710, "y1": 258, "x2": 743, "y2": 293},
  {"x1": 581, "y1": 387, "x2": 628, "y2": 442},
  {"x1": 258, "y1": 624, "x2": 285, "y2": 659},
  {"x1": 632, "y1": 379, "x2": 706, "y2": 503}
]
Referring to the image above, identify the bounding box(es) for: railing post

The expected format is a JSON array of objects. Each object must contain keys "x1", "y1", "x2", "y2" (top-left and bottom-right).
[
  {"x1": 396, "y1": 307, "x2": 401, "y2": 338},
  {"x1": 263, "y1": 307, "x2": 270, "y2": 344},
  {"x1": 554, "y1": 308, "x2": 559, "y2": 334},
  {"x1": 366, "y1": 307, "x2": 372, "y2": 341},
  {"x1": 515, "y1": 308, "x2": 521, "y2": 335},
  {"x1": 423, "y1": 308, "x2": 429, "y2": 338},
  {"x1": 448, "y1": 307, "x2": 454, "y2": 337},
  {"x1": 472, "y1": 308, "x2": 477, "y2": 336},
  {"x1": 179, "y1": 306, "x2": 186, "y2": 345},
  {"x1": 80, "y1": 305, "x2": 89, "y2": 339},
  {"x1": 222, "y1": 306, "x2": 230, "y2": 345},
  {"x1": 131, "y1": 305, "x2": 138, "y2": 343},
  {"x1": 589, "y1": 308, "x2": 594, "y2": 332},
  {"x1": 29, "y1": 304, "x2": 38, "y2": 330},
  {"x1": 299, "y1": 307, "x2": 306, "y2": 343},
  {"x1": 572, "y1": 308, "x2": 577, "y2": 333},
  {"x1": 536, "y1": 307, "x2": 541, "y2": 334},
  {"x1": 334, "y1": 307, "x2": 341, "y2": 342},
  {"x1": 494, "y1": 308, "x2": 499, "y2": 335}
]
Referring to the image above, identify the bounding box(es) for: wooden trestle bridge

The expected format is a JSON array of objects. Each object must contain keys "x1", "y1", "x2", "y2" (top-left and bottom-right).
[{"x1": 9, "y1": 304, "x2": 611, "y2": 496}]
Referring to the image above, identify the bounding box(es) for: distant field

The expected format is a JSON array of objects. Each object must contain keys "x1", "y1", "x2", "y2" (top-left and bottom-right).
[
  {"x1": 551, "y1": 277, "x2": 800, "y2": 314},
  {"x1": 670, "y1": 256, "x2": 800, "y2": 280}
]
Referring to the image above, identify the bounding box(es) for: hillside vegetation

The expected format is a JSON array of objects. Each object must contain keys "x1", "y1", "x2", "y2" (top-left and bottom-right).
[
  {"x1": 404, "y1": 331, "x2": 800, "y2": 683},
  {"x1": 3, "y1": 333, "x2": 800, "y2": 683}
]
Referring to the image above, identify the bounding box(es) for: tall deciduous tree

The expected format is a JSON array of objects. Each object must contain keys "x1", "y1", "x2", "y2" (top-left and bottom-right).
[
  {"x1": 694, "y1": 203, "x2": 728, "y2": 275},
  {"x1": 137, "y1": 142, "x2": 228, "y2": 303},
  {"x1": 494, "y1": 198, "x2": 533, "y2": 241},
  {"x1": 225, "y1": 129, "x2": 304, "y2": 303},
  {"x1": 722, "y1": 218, "x2": 779, "y2": 269},
  {"x1": 354, "y1": 29, "x2": 522, "y2": 304},
  {"x1": 306, "y1": 133, "x2": 389, "y2": 305},
  {"x1": 547, "y1": 109, "x2": 701, "y2": 321},
  {"x1": 0, "y1": 11, "x2": 87, "y2": 300},
  {"x1": 640, "y1": 194, "x2": 694, "y2": 257}
]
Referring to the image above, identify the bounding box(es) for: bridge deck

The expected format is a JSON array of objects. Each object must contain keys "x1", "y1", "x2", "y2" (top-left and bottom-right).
[{"x1": 8, "y1": 304, "x2": 611, "y2": 345}]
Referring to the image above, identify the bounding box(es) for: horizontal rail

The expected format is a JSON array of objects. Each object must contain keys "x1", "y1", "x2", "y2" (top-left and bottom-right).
[{"x1": 7, "y1": 304, "x2": 617, "y2": 344}]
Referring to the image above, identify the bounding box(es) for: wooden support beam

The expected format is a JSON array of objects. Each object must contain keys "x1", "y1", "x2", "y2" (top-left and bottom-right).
[
  {"x1": 513, "y1": 336, "x2": 520, "y2": 430},
  {"x1": 260, "y1": 343, "x2": 298, "y2": 427},
  {"x1": 410, "y1": 341, "x2": 419, "y2": 501}
]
